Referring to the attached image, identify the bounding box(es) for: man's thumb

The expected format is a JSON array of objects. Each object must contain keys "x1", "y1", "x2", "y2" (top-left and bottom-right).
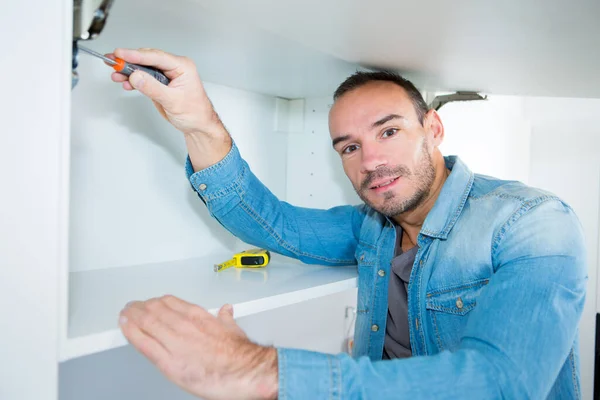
[
  {"x1": 129, "y1": 70, "x2": 168, "y2": 104},
  {"x1": 218, "y1": 304, "x2": 234, "y2": 320}
]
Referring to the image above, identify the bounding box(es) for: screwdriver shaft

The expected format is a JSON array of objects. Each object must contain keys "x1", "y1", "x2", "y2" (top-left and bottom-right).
[
  {"x1": 78, "y1": 45, "x2": 117, "y2": 66},
  {"x1": 77, "y1": 44, "x2": 171, "y2": 86}
]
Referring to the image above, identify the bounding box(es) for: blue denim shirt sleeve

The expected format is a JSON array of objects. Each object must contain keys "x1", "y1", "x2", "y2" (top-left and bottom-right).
[
  {"x1": 277, "y1": 198, "x2": 587, "y2": 399},
  {"x1": 185, "y1": 142, "x2": 365, "y2": 266}
]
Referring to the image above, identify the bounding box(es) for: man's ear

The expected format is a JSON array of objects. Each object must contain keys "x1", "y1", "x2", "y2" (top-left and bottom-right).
[{"x1": 425, "y1": 109, "x2": 445, "y2": 147}]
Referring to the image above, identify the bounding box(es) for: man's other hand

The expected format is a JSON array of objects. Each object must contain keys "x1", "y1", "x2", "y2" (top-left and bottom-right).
[{"x1": 119, "y1": 295, "x2": 278, "y2": 400}]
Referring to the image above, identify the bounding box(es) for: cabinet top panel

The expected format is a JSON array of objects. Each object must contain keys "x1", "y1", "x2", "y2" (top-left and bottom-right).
[
  {"x1": 79, "y1": 0, "x2": 363, "y2": 99},
  {"x1": 195, "y1": 0, "x2": 600, "y2": 98}
]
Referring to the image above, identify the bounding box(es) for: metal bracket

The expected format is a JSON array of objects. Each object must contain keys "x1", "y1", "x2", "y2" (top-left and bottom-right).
[
  {"x1": 73, "y1": 0, "x2": 114, "y2": 41},
  {"x1": 429, "y1": 91, "x2": 488, "y2": 111},
  {"x1": 72, "y1": 0, "x2": 114, "y2": 89}
]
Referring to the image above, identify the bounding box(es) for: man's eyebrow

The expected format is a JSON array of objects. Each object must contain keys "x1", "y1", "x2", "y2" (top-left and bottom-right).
[
  {"x1": 372, "y1": 114, "x2": 405, "y2": 128},
  {"x1": 332, "y1": 134, "x2": 351, "y2": 148}
]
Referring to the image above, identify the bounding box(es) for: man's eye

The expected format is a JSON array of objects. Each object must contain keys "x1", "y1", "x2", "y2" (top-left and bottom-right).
[
  {"x1": 342, "y1": 144, "x2": 359, "y2": 154},
  {"x1": 382, "y1": 128, "x2": 398, "y2": 138}
]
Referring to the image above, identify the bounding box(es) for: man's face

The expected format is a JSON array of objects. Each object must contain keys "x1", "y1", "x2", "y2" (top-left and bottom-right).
[{"x1": 329, "y1": 82, "x2": 439, "y2": 217}]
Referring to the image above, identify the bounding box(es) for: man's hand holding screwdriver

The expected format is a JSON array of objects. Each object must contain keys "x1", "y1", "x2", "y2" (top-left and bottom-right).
[{"x1": 108, "y1": 48, "x2": 233, "y2": 173}]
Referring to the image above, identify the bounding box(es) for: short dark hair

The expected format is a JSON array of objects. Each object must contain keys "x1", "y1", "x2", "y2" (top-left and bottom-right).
[{"x1": 333, "y1": 71, "x2": 429, "y2": 125}]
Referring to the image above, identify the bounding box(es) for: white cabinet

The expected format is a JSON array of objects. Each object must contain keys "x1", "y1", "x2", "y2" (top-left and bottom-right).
[
  {"x1": 1, "y1": 0, "x2": 599, "y2": 399},
  {"x1": 62, "y1": 0, "x2": 363, "y2": 364}
]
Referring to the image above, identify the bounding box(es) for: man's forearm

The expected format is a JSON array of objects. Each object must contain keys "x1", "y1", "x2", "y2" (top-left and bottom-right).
[
  {"x1": 276, "y1": 345, "x2": 508, "y2": 400},
  {"x1": 185, "y1": 142, "x2": 361, "y2": 267}
]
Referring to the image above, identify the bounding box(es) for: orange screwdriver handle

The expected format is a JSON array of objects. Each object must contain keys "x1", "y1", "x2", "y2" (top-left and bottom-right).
[{"x1": 112, "y1": 57, "x2": 170, "y2": 86}]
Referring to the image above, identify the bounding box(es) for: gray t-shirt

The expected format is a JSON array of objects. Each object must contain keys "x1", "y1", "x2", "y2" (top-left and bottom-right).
[{"x1": 382, "y1": 226, "x2": 417, "y2": 360}]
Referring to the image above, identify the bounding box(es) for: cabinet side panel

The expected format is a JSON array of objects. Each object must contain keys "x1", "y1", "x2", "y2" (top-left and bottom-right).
[{"x1": 0, "y1": 0, "x2": 72, "y2": 399}]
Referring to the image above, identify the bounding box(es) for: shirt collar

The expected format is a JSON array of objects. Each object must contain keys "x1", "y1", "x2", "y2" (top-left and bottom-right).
[{"x1": 419, "y1": 156, "x2": 474, "y2": 240}]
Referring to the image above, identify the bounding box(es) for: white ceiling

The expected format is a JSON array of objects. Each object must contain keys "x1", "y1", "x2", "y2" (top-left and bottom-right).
[{"x1": 195, "y1": 0, "x2": 600, "y2": 99}]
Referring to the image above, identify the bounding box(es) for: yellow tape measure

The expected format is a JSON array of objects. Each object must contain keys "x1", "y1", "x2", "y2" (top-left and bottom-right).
[{"x1": 214, "y1": 248, "x2": 271, "y2": 272}]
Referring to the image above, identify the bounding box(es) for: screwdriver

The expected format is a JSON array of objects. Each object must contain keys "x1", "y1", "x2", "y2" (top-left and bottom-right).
[{"x1": 78, "y1": 45, "x2": 170, "y2": 86}]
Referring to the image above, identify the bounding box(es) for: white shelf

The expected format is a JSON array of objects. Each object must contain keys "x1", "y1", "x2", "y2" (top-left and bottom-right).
[{"x1": 60, "y1": 255, "x2": 357, "y2": 361}]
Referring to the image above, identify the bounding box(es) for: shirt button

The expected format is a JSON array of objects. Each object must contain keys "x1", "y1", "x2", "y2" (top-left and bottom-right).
[
  {"x1": 371, "y1": 324, "x2": 379, "y2": 332},
  {"x1": 198, "y1": 183, "x2": 207, "y2": 191},
  {"x1": 419, "y1": 260, "x2": 423, "y2": 266},
  {"x1": 456, "y1": 297, "x2": 464, "y2": 309},
  {"x1": 360, "y1": 254, "x2": 365, "y2": 261},
  {"x1": 378, "y1": 269, "x2": 386, "y2": 277}
]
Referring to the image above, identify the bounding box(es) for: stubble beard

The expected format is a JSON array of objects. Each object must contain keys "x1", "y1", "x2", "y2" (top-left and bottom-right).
[{"x1": 356, "y1": 141, "x2": 436, "y2": 218}]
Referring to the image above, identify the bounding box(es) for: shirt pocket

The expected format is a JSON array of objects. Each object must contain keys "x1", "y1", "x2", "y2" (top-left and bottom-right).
[{"x1": 425, "y1": 278, "x2": 489, "y2": 352}]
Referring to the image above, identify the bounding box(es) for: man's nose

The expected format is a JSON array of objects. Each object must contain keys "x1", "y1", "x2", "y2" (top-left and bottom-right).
[{"x1": 360, "y1": 142, "x2": 388, "y2": 174}]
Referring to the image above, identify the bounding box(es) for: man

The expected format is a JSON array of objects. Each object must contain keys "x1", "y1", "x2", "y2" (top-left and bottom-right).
[{"x1": 112, "y1": 48, "x2": 587, "y2": 399}]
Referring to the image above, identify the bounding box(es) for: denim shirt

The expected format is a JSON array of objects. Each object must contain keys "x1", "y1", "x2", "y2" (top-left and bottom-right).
[{"x1": 186, "y1": 143, "x2": 587, "y2": 399}]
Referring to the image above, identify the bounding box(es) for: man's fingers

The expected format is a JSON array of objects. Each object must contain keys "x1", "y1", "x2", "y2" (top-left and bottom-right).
[
  {"x1": 111, "y1": 72, "x2": 134, "y2": 90},
  {"x1": 109, "y1": 48, "x2": 184, "y2": 102},
  {"x1": 111, "y1": 72, "x2": 128, "y2": 83},
  {"x1": 122, "y1": 301, "x2": 179, "y2": 344},
  {"x1": 144, "y1": 298, "x2": 193, "y2": 334},
  {"x1": 128, "y1": 70, "x2": 170, "y2": 105},
  {"x1": 161, "y1": 295, "x2": 222, "y2": 333},
  {"x1": 113, "y1": 48, "x2": 182, "y2": 76},
  {"x1": 119, "y1": 312, "x2": 170, "y2": 365},
  {"x1": 104, "y1": 53, "x2": 117, "y2": 67},
  {"x1": 162, "y1": 295, "x2": 210, "y2": 318}
]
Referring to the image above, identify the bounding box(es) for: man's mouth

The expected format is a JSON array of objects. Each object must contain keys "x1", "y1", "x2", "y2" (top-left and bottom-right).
[{"x1": 370, "y1": 176, "x2": 400, "y2": 190}]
